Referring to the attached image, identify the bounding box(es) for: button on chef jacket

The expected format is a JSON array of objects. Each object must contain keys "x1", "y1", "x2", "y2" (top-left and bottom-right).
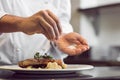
[{"x1": 0, "y1": 0, "x2": 73, "y2": 65}]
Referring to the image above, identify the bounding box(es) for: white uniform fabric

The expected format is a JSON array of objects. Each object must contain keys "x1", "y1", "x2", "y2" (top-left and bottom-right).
[{"x1": 0, "y1": 0, "x2": 73, "y2": 65}]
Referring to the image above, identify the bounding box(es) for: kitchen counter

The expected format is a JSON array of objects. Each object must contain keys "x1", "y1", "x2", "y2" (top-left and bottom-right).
[
  {"x1": 0, "y1": 66, "x2": 120, "y2": 80},
  {"x1": 64, "y1": 56, "x2": 120, "y2": 66}
]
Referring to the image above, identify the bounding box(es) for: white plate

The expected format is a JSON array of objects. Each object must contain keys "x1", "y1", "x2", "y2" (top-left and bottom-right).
[{"x1": 0, "y1": 64, "x2": 94, "y2": 74}]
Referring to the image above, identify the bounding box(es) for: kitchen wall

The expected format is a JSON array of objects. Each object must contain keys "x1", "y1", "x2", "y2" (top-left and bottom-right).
[
  {"x1": 70, "y1": 0, "x2": 120, "y2": 61},
  {"x1": 92, "y1": 6, "x2": 120, "y2": 61},
  {"x1": 80, "y1": 0, "x2": 120, "y2": 9}
]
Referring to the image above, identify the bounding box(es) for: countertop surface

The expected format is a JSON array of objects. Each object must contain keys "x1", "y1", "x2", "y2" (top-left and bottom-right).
[{"x1": 0, "y1": 66, "x2": 120, "y2": 80}]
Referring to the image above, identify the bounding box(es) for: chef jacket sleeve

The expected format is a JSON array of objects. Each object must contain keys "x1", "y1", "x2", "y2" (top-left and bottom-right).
[
  {"x1": 58, "y1": 0, "x2": 73, "y2": 33},
  {"x1": 51, "y1": 0, "x2": 73, "y2": 59}
]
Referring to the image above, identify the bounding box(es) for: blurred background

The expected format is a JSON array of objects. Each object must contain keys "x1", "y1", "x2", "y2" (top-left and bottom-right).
[{"x1": 64, "y1": 0, "x2": 120, "y2": 66}]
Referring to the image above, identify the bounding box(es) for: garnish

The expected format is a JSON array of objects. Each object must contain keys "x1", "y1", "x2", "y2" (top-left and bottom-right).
[
  {"x1": 34, "y1": 52, "x2": 53, "y2": 59},
  {"x1": 42, "y1": 53, "x2": 53, "y2": 59}
]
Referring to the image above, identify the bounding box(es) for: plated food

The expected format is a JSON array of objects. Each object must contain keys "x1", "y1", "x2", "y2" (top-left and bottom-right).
[{"x1": 18, "y1": 52, "x2": 67, "y2": 69}]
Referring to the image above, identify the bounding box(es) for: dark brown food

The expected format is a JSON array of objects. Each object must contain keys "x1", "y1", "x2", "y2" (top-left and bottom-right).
[{"x1": 18, "y1": 58, "x2": 62, "y2": 68}]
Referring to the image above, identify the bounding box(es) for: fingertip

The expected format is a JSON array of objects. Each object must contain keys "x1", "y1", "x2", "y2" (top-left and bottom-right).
[
  {"x1": 85, "y1": 45, "x2": 90, "y2": 50},
  {"x1": 87, "y1": 46, "x2": 90, "y2": 49},
  {"x1": 83, "y1": 41, "x2": 88, "y2": 45},
  {"x1": 82, "y1": 46, "x2": 89, "y2": 51}
]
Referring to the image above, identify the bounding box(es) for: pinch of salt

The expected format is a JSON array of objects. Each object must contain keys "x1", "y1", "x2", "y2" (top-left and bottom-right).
[{"x1": 68, "y1": 44, "x2": 76, "y2": 49}]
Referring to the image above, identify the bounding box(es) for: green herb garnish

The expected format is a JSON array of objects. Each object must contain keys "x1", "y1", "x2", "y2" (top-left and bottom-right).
[
  {"x1": 34, "y1": 52, "x2": 40, "y2": 59},
  {"x1": 42, "y1": 53, "x2": 53, "y2": 59},
  {"x1": 34, "y1": 52, "x2": 53, "y2": 59}
]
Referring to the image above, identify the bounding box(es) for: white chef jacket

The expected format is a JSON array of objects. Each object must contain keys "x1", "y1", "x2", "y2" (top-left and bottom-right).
[{"x1": 0, "y1": 0, "x2": 73, "y2": 65}]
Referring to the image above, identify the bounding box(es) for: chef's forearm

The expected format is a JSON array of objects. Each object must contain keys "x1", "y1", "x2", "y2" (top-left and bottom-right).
[{"x1": 0, "y1": 14, "x2": 24, "y2": 33}]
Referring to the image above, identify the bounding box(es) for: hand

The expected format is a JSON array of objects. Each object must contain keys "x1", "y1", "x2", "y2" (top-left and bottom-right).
[
  {"x1": 54, "y1": 32, "x2": 89, "y2": 56},
  {"x1": 19, "y1": 10, "x2": 62, "y2": 40}
]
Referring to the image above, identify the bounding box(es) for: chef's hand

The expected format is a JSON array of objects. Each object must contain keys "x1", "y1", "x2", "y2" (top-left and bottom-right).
[
  {"x1": 20, "y1": 10, "x2": 62, "y2": 40},
  {"x1": 54, "y1": 32, "x2": 89, "y2": 56}
]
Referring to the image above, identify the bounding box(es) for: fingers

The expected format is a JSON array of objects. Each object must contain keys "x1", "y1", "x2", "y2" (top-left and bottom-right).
[
  {"x1": 37, "y1": 10, "x2": 62, "y2": 40},
  {"x1": 46, "y1": 10, "x2": 62, "y2": 35},
  {"x1": 22, "y1": 10, "x2": 62, "y2": 40},
  {"x1": 39, "y1": 17, "x2": 56, "y2": 40},
  {"x1": 76, "y1": 34, "x2": 89, "y2": 54},
  {"x1": 63, "y1": 45, "x2": 89, "y2": 56},
  {"x1": 77, "y1": 35, "x2": 88, "y2": 45},
  {"x1": 76, "y1": 45, "x2": 89, "y2": 54},
  {"x1": 55, "y1": 32, "x2": 90, "y2": 55},
  {"x1": 37, "y1": 23, "x2": 52, "y2": 40},
  {"x1": 42, "y1": 11, "x2": 60, "y2": 39},
  {"x1": 68, "y1": 32, "x2": 88, "y2": 45}
]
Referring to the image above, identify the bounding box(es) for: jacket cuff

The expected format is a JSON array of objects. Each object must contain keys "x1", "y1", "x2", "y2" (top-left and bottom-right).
[{"x1": 0, "y1": 11, "x2": 8, "y2": 19}]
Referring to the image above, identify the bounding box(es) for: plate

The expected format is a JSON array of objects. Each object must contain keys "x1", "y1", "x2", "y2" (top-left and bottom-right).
[{"x1": 0, "y1": 64, "x2": 94, "y2": 74}]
